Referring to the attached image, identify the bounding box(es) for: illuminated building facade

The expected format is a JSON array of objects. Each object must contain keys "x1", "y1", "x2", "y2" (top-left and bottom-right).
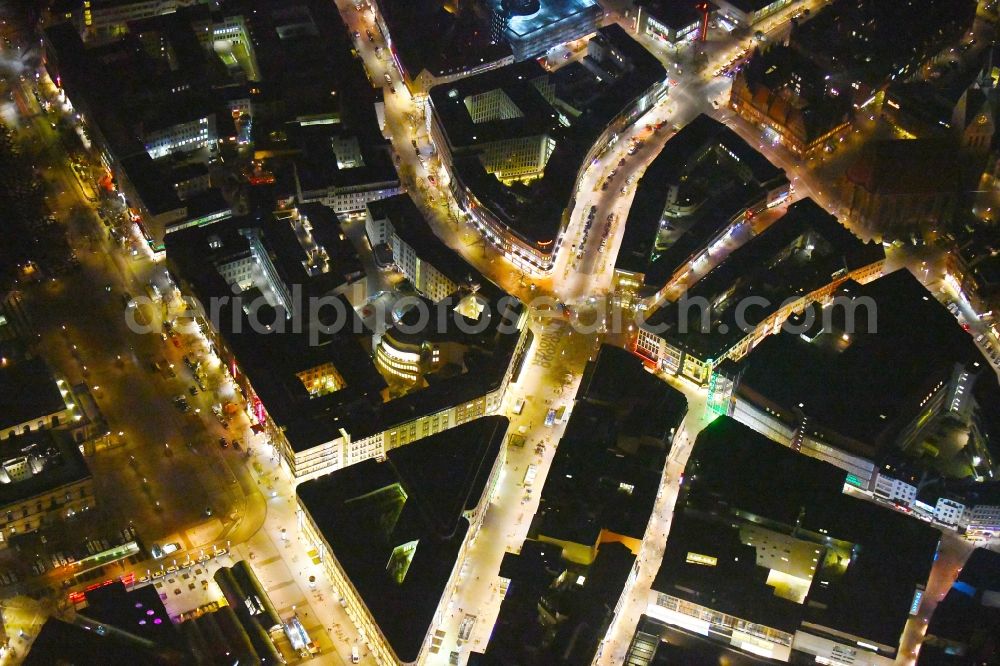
[
  {"x1": 615, "y1": 114, "x2": 789, "y2": 310},
  {"x1": 636, "y1": 199, "x2": 885, "y2": 385},
  {"x1": 630, "y1": 0, "x2": 715, "y2": 45},
  {"x1": 713, "y1": 0, "x2": 793, "y2": 27},
  {"x1": 486, "y1": 0, "x2": 602, "y2": 61},
  {"x1": 0, "y1": 429, "x2": 94, "y2": 548},
  {"x1": 729, "y1": 45, "x2": 852, "y2": 158},
  {"x1": 296, "y1": 417, "x2": 508, "y2": 665},
  {"x1": 429, "y1": 25, "x2": 667, "y2": 275},
  {"x1": 649, "y1": 417, "x2": 939, "y2": 664},
  {"x1": 711, "y1": 270, "x2": 1000, "y2": 493}
]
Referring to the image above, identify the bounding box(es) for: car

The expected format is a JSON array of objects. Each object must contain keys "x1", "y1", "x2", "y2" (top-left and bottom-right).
[
  {"x1": 219, "y1": 437, "x2": 229, "y2": 449},
  {"x1": 512, "y1": 397, "x2": 525, "y2": 415},
  {"x1": 189, "y1": 386, "x2": 198, "y2": 396},
  {"x1": 351, "y1": 646, "x2": 361, "y2": 664},
  {"x1": 166, "y1": 366, "x2": 176, "y2": 378},
  {"x1": 171, "y1": 335, "x2": 181, "y2": 348},
  {"x1": 204, "y1": 506, "x2": 213, "y2": 517},
  {"x1": 366, "y1": 29, "x2": 374, "y2": 42},
  {"x1": 384, "y1": 73, "x2": 392, "y2": 84},
  {"x1": 389, "y1": 86, "x2": 395, "y2": 94},
  {"x1": 544, "y1": 408, "x2": 556, "y2": 427},
  {"x1": 618, "y1": 158, "x2": 626, "y2": 166},
  {"x1": 353, "y1": 30, "x2": 360, "y2": 39}
]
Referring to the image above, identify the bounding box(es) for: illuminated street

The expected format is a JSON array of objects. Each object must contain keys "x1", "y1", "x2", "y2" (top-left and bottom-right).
[{"x1": 2, "y1": 0, "x2": 1000, "y2": 664}]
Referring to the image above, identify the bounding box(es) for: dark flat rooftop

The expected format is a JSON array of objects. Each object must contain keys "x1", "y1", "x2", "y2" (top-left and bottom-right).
[
  {"x1": 789, "y1": 0, "x2": 977, "y2": 88},
  {"x1": 642, "y1": 198, "x2": 883, "y2": 359},
  {"x1": 534, "y1": 345, "x2": 686, "y2": 546},
  {"x1": 24, "y1": 617, "x2": 188, "y2": 666},
  {"x1": 636, "y1": 0, "x2": 712, "y2": 29},
  {"x1": 296, "y1": 416, "x2": 508, "y2": 663},
  {"x1": 0, "y1": 429, "x2": 91, "y2": 508},
  {"x1": 368, "y1": 194, "x2": 502, "y2": 300},
  {"x1": 733, "y1": 268, "x2": 1000, "y2": 452},
  {"x1": 431, "y1": 24, "x2": 665, "y2": 249},
  {"x1": 473, "y1": 540, "x2": 635, "y2": 665},
  {"x1": 617, "y1": 114, "x2": 786, "y2": 286},
  {"x1": 375, "y1": 0, "x2": 512, "y2": 79},
  {"x1": 659, "y1": 416, "x2": 941, "y2": 647},
  {"x1": 0, "y1": 357, "x2": 66, "y2": 432}
]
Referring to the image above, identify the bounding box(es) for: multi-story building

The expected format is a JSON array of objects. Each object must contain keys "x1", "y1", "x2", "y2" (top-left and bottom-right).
[
  {"x1": 0, "y1": 429, "x2": 94, "y2": 548},
  {"x1": 629, "y1": 0, "x2": 713, "y2": 45},
  {"x1": 486, "y1": 0, "x2": 603, "y2": 61},
  {"x1": 615, "y1": 114, "x2": 789, "y2": 309},
  {"x1": 48, "y1": 0, "x2": 214, "y2": 43},
  {"x1": 166, "y1": 201, "x2": 531, "y2": 481},
  {"x1": 144, "y1": 115, "x2": 218, "y2": 160},
  {"x1": 965, "y1": 486, "x2": 1000, "y2": 537},
  {"x1": 945, "y1": 225, "x2": 1000, "y2": 318},
  {"x1": 45, "y1": 0, "x2": 394, "y2": 251},
  {"x1": 472, "y1": 346, "x2": 686, "y2": 664},
  {"x1": 845, "y1": 139, "x2": 961, "y2": 240},
  {"x1": 372, "y1": 0, "x2": 515, "y2": 95},
  {"x1": 788, "y1": 0, "x2": 977, "y2": 109},
  {"x1": 708, "y1": 269, "x2": 1000, "y2": 491},
  {"x1": 635, "y1": 198, "x2": 885, "y2": 385},
  {"x1": 713, "y1": 0, "x2": 794, "y2": 27},
  {"x1": 0, "y1": 357, "x2": 79, "y2": 441},
  {"x1": 429, "y1": 25, "x2": 667, "y2": 275},
  {"x1": 649, "y1": 417, "x2": 940, "y2": 664},
  {"x1": 729, "y1": 45, "x2": 852, "y2": 158},
  {"x1": 874, "y1": 473, "x2": 919, "y2": 507},
  {"x1": 296, "y1": 417, "x2": 508, "y2": 665},
  {"x1": 366, "y1": 196, "x2": 479, "y2": 304},
  {"x1": 934, "y1": 496, "x2": 967, "y2": 526}
]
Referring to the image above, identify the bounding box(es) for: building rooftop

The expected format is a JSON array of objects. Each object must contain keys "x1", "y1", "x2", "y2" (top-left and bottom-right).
[
  {"x1": 374, "y1": 0, "x2": 512, "y2": 80},
  {"x1": 0, "y1": 429, "x2": 91, "y2": 508},
  {"x1": 846, "y1": 139, "x2": 962, "y2": 195},
  {"x1": 471, "y1": 539, "x2": 636, "y2": 665},
  {"x1": 654, "y1": 416, "x2": 940, "y2": 649},
  {"x1": 789, "y1": 0, "x2": 977, "y2": 92},
  {"x1": 492, "y1": 0, "x2": 600, "y2": 40},
  {"x1": 164, "y1": 210, "x2": 387, "y2": 452},
  {"x1": 82, "y1": 581, "x2": 177, "y2": 647},
  {"x1": 533, "y1": 345, "x2": 686, "y2": 547},
  {"x1": 296, "y1": 416, "x2": 508, "y2": 663},
  {"x1": 635, "y1": 0, "x2": 710, "y2": 30},
  {"x1": 431, "y1": 24, "x2": 665, "y2": 251},
  {"x1": 735, "y1": 45, "x2": 852, "y2": 144},
  {"x1": 0, "y1": 356, "x2": 68, "y2": 433},
  {"x1": 368, "y1": 194, "x2": 504, "y2": 300},
  {"x1": 641, "y1": 198, "x2": 883, "y2": 359},
  {"x1": 731, "y1": 269, "x2": 1000, "y2": 456},
  {"x1": 617, "y1": 114, "x2": 787, "y2": 289},
  {"x1": 24, "y1": 617, "x2": 188, "y2": 666}
]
